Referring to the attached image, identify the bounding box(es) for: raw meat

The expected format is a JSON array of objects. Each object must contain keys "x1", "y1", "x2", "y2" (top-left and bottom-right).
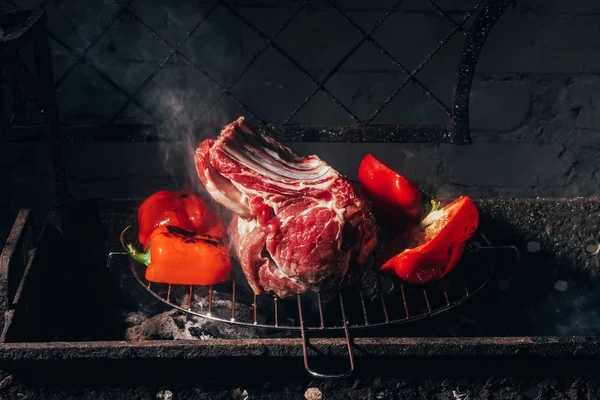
[{"x1": 195, "y1": 117, "x2": 377, "y2": 298}]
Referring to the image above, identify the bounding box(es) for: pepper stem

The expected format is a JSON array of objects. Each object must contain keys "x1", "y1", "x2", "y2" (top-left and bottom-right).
[
  {"x1": 420, "y1": 198, "x2": 445, "y2": 228},
  {"x1": 120, "y1": 225, "x2": 151, "y2": 266},
  {"x1": 126, "y1": 243, "x2": 151, "y2": 266},
  {"x1": 430, "y1": 198, "x2": 442, "y2": 212}
]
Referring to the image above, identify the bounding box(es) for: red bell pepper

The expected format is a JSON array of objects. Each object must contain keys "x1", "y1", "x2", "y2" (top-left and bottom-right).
[
  {"x1": 378, "y1": 196, "x2": 479, "y2": 284},
  {"x1": 137, "y1": 190, "x2": 226, "y2": 250},
  {"x1": 123, "y1": 225, "x2": 232, "y2": 286},
  {"x1": 358, "y1": 154, "x2": 422, "y2": 229}
]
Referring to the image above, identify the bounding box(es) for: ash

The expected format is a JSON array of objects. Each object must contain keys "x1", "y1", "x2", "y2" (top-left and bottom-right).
[
  {"x1": 124, "y1": 292, "x2": 265, "y2": 341},
  {"x1": 118, "y1": 256, "x2": 298, "y2": 340}
]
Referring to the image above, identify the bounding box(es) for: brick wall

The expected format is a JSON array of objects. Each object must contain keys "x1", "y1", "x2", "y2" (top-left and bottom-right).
[{"x1": 1, "y1": 0, "x2": 600, "y2": 240}]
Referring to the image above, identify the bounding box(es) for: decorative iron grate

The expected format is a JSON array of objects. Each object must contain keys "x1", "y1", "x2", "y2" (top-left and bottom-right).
[{"x1": 1, "y1": 0, "x2": 511, "y2": 143}]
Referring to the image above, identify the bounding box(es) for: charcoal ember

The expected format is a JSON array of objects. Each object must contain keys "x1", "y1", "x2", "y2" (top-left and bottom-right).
[
  {"x1": 523, "y1": 386, "x2": 539, "y2": 398},
  {"x1": 124, "y1": 305, "x2": 261, "y2": 341},
  {"x1": 187, "y1": 326, "x2": 214, "y2": 340},
  {"x1": 188, "y1": 293, "x2": 261, "y2": 339},
  {"x1": 125, "y1": 310, "x2": 189, "y2": 341},
  {"x1": 122, "y1": 280, "x2": 292, "y2": 340},
  {"x1": 168, "y1": 291, "x2": 264, "y2": 339},
  {"x1": 124, "y1": 312, "x2": 147, "y2": 327},
  {"x1": 359, "y1": 265, "x2": 384, "y2": 303},
  {"x1": 185, "y1": 291, "x2": 240, "y2": 317},
  {"x1": 231, "y1": 388, "x2": 249, "y2": 400},
  {"x1": 155, "y1": 390, "x2": 173, "y2": 400},
  {"x1": 172, "y1": 316, "x2": 186, "y2": 330},
  {"x1": 375, "y1": 390, "x2": 393, "y2": 400}
]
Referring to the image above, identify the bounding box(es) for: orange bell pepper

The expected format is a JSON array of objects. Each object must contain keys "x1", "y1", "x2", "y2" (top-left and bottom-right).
[{"x1": 123, "y1": 225, "x2": 232, "y2": 286}]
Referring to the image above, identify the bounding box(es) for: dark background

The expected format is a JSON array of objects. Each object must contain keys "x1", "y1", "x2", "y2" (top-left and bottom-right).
[{"x1": 1, "y1": 0, "x2": 599, "y2": 242}]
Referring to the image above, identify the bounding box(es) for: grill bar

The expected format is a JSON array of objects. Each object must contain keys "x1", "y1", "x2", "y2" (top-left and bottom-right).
[
  {"x1": 274, "y1": 297, "x2": 279, "y2": 327},
  {"x1": 400, "y1": 284, "x2": 409, "y2": 319},
  {"x1": 442, "y1": 280, "x2": 450, "y2": 306},
  {"x1": 208, "y1": 286, "x2": 214, "y2": 315},
  {"x1": 423, "y1": 289, "x2": 432, "y2": 315},
  {"x1": 317, "y1": 292, "x2": 325, "y2": 329},
  {"x1": 358, "y1": 289, "x2": 369, "y2": 326},
  {"x1": 377, "y1": 277, "x2": 390, "y2": 322},
  {"x1": 252, "y1": 294, "x2": 257, "y2": 325},
  {"x1": 231, "y1": 281, "x2": 236, "y2": 321}
]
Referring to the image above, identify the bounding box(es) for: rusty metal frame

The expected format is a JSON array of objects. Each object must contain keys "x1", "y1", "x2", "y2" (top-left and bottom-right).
[
  {"x1": 0, "y1": 209, "x2": 33, "y2": 342},
  {"x1": 0, "y1": 336, "x2": 599, "y2": 360}
]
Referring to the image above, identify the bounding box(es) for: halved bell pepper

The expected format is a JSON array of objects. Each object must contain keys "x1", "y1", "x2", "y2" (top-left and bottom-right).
[
  {"x1": 123, "y1": 225, "x2": 232, "y2": 286},
  {"x1": 137, "y1": 190, "x2": 226, "y2": 250},
  {"x1": 358, "y1": 154, "x2": 422, "y2": 229},
  {"x1": 378, "y1": 196, "x2": 479, "y2": 284}
]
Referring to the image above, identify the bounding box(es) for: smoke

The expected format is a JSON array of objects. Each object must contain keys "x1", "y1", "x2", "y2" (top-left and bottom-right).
[
  {"x1": 434, "y1": 184, "x2": 465, "y2": 202},
  {"x1": 151, "y1": 89, "x2": 226, "y2": 194},
  {"x1": 139, "y1": 8, "x2": 243, "y2": 196}
]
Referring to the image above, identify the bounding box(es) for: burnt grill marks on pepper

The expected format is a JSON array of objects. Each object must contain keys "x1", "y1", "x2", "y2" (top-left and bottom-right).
[
  {"x1": 165, "y1": 225, "x2": 223, "y2": 247},
  {"x1": 443, "y1": 244, "x2": 455, "y2": 273},
  {"x1": 447, "y1": 244, "x2": 455, "y2": 258}
]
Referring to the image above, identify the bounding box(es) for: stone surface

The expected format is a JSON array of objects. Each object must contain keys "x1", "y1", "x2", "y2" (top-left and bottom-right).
[
  {"x1": 478, "y1": 10, "x2": 600, "y2": 74},
  {"x1": 0, "y1": 1, "x2": 598, "y2": 129},
  {"x1": 304, "y1": 387, "x2": 322, "y2": 400},
  {"x1": 469, "y1": 79, "x2": 531, "y2": 131},
  {"x1": 0, "y1": 367, "x2": 597, "y2": 400}
]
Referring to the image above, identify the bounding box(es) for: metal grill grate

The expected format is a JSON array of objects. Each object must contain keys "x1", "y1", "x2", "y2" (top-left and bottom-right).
[
  {"x1": 111, "y1": 227, "x2": 520, "y2": 378},
  {"x1": 1, "y1": 0, "x2": 512, "y2": 143},
  {"x1": 121, "y1": 245, "x2": 496, "y2": 332}
]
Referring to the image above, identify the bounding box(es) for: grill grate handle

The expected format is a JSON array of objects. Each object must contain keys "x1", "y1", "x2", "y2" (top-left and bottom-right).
[{"x1": 297, "y1": 294, "x2": 355, "y2": 379}]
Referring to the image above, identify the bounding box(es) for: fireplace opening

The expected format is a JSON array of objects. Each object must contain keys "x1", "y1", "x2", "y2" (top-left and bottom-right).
[
  {"x1": 2, "y1": 0, "x2": 600, "y2": 385},
  {"x1": 5, "y1": 179, "x2": 600, "y2": 345}
]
